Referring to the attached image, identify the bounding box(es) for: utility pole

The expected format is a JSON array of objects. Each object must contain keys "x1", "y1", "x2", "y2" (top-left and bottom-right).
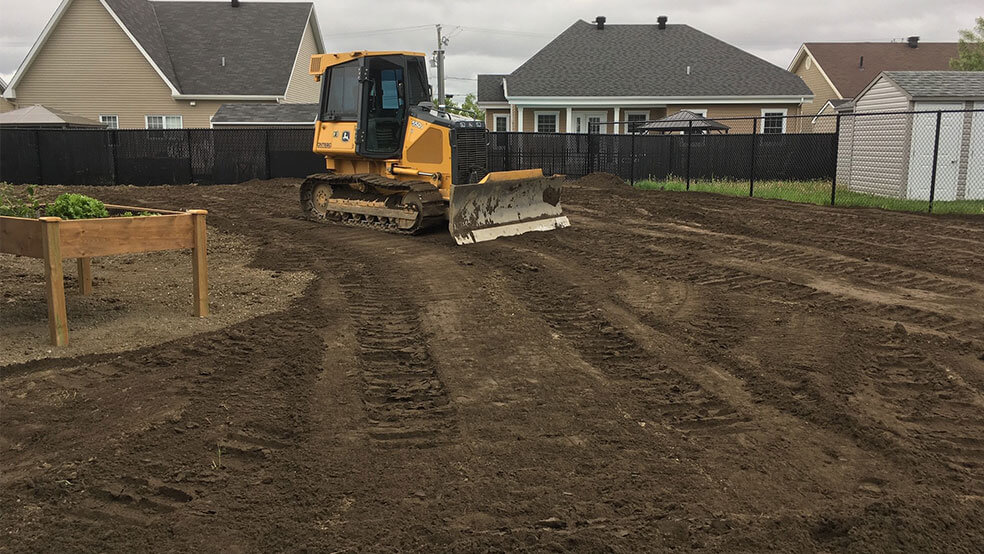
[{"x1": 435, "y1": 24, "x2": 446, "y2": 111}]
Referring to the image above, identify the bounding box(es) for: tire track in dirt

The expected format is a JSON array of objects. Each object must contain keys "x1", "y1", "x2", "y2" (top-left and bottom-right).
[
  {"x1": 540, "y1": 222, "x2": 984, "y2": 343},
  {"x1": 496, "y1": 260, "x2": 751, "y2": 438}
]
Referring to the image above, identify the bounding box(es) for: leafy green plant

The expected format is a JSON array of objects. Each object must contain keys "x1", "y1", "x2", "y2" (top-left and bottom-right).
[
  {"x1": 0, "y1": 183, "x2": 42, "y2": 218},
  {"x1": 45, "y1": 193, "x2": 110, "y2": 220}
]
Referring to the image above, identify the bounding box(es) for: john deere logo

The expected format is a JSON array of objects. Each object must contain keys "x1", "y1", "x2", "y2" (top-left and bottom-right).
[{"x1": 341, "y1": 131, "x2": 350, "y2": 142}]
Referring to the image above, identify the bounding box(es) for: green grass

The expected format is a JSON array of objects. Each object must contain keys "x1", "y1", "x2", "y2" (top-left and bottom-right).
[{"x1": 634, "y1": 178, "x2": 984, "y2": 215}]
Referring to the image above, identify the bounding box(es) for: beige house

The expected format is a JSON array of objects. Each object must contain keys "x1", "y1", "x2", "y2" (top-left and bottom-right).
[
  {"x1": 788, "y1": 39, "x2": 958, "y2": 129},
  {"x1": 478, "y1": 17, "x2": 812, "y2": 135},
  {"x1": 2, "y1": 0, "x2": 324, "y2": 129}
]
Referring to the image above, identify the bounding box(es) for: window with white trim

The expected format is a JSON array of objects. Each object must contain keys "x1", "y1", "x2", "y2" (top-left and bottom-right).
[
  {"x1": 535, "y1": 111, "x2": 558, "y2": 133},
  {"x1": 624, "y1": 111, "x2": 648, "y2": 133},
  {"x1": 145, "y1": 115, "x2": 183, "y2": 129},
  {"x1": 99, "y1": 115, "x2": 119, "y2": 129},
  {"x1": 493, "y1": 114, "x2": 510, "y2": 132},
  {"x1": 761, "y1": 109, "x2": 787, "y2": 134}
]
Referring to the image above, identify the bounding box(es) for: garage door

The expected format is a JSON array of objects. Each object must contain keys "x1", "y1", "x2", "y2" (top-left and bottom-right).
[
  {"x1": 907, "y1": 102, "x2": 963, "y2": 201},
  {"x1": 968, "y1": 103, "x2": 984, "y2": 200}
]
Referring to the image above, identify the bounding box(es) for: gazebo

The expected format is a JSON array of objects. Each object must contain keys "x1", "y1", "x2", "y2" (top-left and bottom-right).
[
  {"x1": 638, "y1": 110, "x2": 730, "y2": 134},
  {"x1": 0, "y1": 105, "x2": 107, "y2": 129}
]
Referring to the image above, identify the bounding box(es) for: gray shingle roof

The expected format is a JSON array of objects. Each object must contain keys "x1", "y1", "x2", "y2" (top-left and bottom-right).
[
  {"x1": 498, "y1": 20, "x2": 811, "y2": 98},
  {"x1": 477, "y1": 74, "x2": 507, "y2": 103},
  {"x1": 103, "y1": 0, "x2": 315, "y2": 96},
  {"x1": 883, "y1": 71, "x2": 984, "y2": 99},
  {"x1": 211, "y1": 103, "x2": 317, "y2": 123}
]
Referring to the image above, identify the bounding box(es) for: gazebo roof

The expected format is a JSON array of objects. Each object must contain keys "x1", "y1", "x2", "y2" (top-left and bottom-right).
[
  {"x1": 0, "y1": 104, "x2": 107, "y2": 128},
  {"x1": 639, "y1": 110, "x2": 730, "y2": 132}
]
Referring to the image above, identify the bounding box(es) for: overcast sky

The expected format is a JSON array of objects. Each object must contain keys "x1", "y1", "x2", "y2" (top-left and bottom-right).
[{"x1": 1, "y1": 0, "x2": 979, "y2": 97}]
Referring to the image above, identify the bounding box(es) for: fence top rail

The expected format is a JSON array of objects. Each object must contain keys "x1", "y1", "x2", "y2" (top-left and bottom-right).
[{"x1": 590, "y1": 108, "x2": 984, "y2": 127}]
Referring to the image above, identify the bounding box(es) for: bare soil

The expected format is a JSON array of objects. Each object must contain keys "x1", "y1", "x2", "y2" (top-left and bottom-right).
[{"x1": 2, "y1": 175, "x2": 983, "y2": 552}]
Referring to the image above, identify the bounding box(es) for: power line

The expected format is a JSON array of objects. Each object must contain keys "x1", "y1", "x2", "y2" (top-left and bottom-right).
[
  {"x1": 328, "y1": 24, "x2": 432, "y2": 38},
  {"x1": 456, "y1": 25, "x2": 552, "y2": 38}
]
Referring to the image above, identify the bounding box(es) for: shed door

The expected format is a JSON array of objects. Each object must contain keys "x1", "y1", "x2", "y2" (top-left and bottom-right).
[
  {"x1": 968, "y1": 102, "x2": 984, "y2": 200},
  {"x1": 907, "y1": 102, "x2": 962, "y2": 200}
]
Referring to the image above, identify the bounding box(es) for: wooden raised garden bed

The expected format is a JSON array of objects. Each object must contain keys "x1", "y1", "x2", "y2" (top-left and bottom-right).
[{"x1": 0, "y1": 205, "x2": 208, "y2": 346}]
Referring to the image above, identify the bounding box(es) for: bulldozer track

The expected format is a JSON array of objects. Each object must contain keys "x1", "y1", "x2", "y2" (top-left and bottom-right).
[{"x1": 300, "y1": 173, "x2": 445, "y2": 235}]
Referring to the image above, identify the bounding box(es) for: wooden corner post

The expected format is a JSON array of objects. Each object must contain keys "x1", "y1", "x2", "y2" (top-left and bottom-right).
[
  {"x1": 189, "y1": 210, "x2": 209, "y2": 317},
  {"x1": 40, "y1": 217, "x2": 68, "y2": 346}
]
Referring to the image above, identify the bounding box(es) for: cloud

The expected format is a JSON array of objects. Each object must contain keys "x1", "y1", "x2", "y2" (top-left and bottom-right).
[{"x1": 2, "y1": 0, "x2": 979, "y2": 97}]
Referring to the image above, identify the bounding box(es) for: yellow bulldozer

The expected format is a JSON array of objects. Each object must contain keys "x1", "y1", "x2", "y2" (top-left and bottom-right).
[{"x1": 301, "y1": 51, "x2": 569, "y2": 244}]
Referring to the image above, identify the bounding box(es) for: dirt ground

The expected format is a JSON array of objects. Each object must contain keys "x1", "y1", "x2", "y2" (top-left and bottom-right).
[{"x1": 2, "y1": 174, "x2": 983, "y2": 552}]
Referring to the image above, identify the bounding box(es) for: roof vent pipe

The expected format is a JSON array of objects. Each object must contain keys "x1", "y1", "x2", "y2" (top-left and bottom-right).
[
  {"x1": 686, "y1": 65, "x2": 691, "y2": 75},
  {"x1": 657, "y1": 15, "x2": 668, "y2": 30},
  {"x1": 594, "y1": 16, "x2": 606, "y2": 30},
  {"x1": 859, "y1": 55, "x2": 864, "y2": 69},
  {"x1": 907, "y1": 36, "x2": 919, "y2": 48},
  {"x1": 231, "y1": 0, "x2": 239, "y2": 7}
]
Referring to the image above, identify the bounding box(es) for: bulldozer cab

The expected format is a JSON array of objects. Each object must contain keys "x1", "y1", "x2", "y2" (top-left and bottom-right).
[{"x1": 319, "y1": 54, "x2": 430, "y2": 160}]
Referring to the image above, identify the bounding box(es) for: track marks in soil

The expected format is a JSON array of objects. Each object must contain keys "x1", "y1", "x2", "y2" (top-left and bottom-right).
[
  {"x1": 70, "y1": 476, "x2": 196, "y2": 526},
  {"x1": 338, "y1": 268, "x2": 455, "y2": 448},
  {"x1": 545, "y1": 223, "x2": 984, "y2": 343},
  {"x1": 504, "y1": 264, "x2": 749, "y2": 438},
  {"x1": 861, "y1": 339, "x2": 984, "y2": 485}
]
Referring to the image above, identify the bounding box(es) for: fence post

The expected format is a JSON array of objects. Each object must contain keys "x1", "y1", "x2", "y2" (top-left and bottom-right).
[
  {"x1": 830, "y1": 114, "x2": 841, "y2": 206},
  {"x1": 686, "y1": 120, "x2": 693, "y2": 190},
  {"x1": 111, "y1": 130, "x2": 120, "y2": 185},
  {"x1": 630, "y1": 127, "x2": 636, "y2": 185},
  {"x1": 928, "y1": 110, "x2": 942, "y2": 213},
  {"x1": 186, "y1": 129, "x2": 194, "y2": 182},
  {"x1": 749, "y1": 117, "x2": 757, "y2": 197},
  {"x1": 505, "y1": 133, "x2": 512, "y2": 171},
  {"x1": 264, "y1": 129, "x2": 272, "y2": 180},
  {"x1": 35, "y1": 129, "x2": 44, "y2": 185},
  {"x1": 588, "y1": 133, "x2": 595, "y2": 175}
]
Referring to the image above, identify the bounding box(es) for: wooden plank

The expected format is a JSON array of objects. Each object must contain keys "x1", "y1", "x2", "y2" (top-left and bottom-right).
[
  {"x1": 77, "y1": 257, "x2": 93, "y2": 295},
  {"x1": 104, "y1": 204, "x2": 186, "y2": 215},
  {"x1": 0, "y1": 216, "x2": 44, "y2": 258},
  {"x1": 40, "y1": 217, "x2": 68, "y2": 347},
  {"x1": 58, "y1": 214, "x2": 195, "y2": 258},
  {"x1": 189, "y1": 210, "x2": 208, "y2": 317}
]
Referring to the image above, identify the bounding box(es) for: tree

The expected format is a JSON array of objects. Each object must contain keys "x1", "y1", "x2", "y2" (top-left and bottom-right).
[
  {"x1": 433, "y1": 93, "x2": 485, "y2": 121},
  {"x1": 950, "y1": 17, "x2": 984, "y2": 70}
]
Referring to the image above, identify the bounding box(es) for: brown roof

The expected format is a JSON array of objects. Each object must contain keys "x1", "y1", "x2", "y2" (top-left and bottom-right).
[{"x1": 804, "y1": 42, "x2": 958, "y2": 99}]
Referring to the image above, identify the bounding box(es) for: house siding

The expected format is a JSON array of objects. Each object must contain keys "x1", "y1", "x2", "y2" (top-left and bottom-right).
[
  {"x1": 0, "y1": 97, "x2": 14, "y2": 113},
  {"x1": 667, "y1": 104, "x2": 803, "y2": 133},
  {"x1": 847, "y1": 76, "x2": 911, "y2": 197},
  {"x1": 791, "y1": 52, "x2": 840, "y2": 129},
  {"x1": 11, "y1": 0, "x2": 274, "y2": 128},
  {"x1": 283, "y1": 18, "x2": 320, "y2": 103}
]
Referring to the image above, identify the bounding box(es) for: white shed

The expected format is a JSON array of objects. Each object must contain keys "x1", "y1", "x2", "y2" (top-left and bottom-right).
[{"x1": 837, "y1": 71, "x2": 984, "y2": 201}]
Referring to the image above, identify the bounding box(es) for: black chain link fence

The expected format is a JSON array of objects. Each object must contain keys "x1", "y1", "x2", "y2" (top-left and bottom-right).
[
  {"x1": 0, "y1": 128, "x2": 325, "y2": 186},
  {"x1": 2, "y1": 110, "x2": 981, "y2": 214}
]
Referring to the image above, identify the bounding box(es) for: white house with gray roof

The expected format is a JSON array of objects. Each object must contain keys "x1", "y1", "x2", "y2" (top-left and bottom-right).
[
  {"x1": 477, "y1": 16, "x2": 813, "y2": 135},
  {"x1": 2, "y1": 0, "x2": 324, "y2": 128},
  {"x1": 837, "y1": 71, "x2": 984, "y2": 201}
]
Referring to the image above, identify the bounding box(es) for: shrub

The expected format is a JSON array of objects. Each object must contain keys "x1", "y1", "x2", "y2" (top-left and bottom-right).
[
  {"x1": 0, "y1": 183, "x2": 42, "y2": 218},
  {"x1": 45, "y1": 193, "x2": 110, "y2": 220}
]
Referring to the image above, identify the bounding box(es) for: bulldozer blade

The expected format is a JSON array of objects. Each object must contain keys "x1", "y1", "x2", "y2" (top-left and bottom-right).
[{"x1": 448, "y1": 170, "x2": 570, "y2": 245}]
